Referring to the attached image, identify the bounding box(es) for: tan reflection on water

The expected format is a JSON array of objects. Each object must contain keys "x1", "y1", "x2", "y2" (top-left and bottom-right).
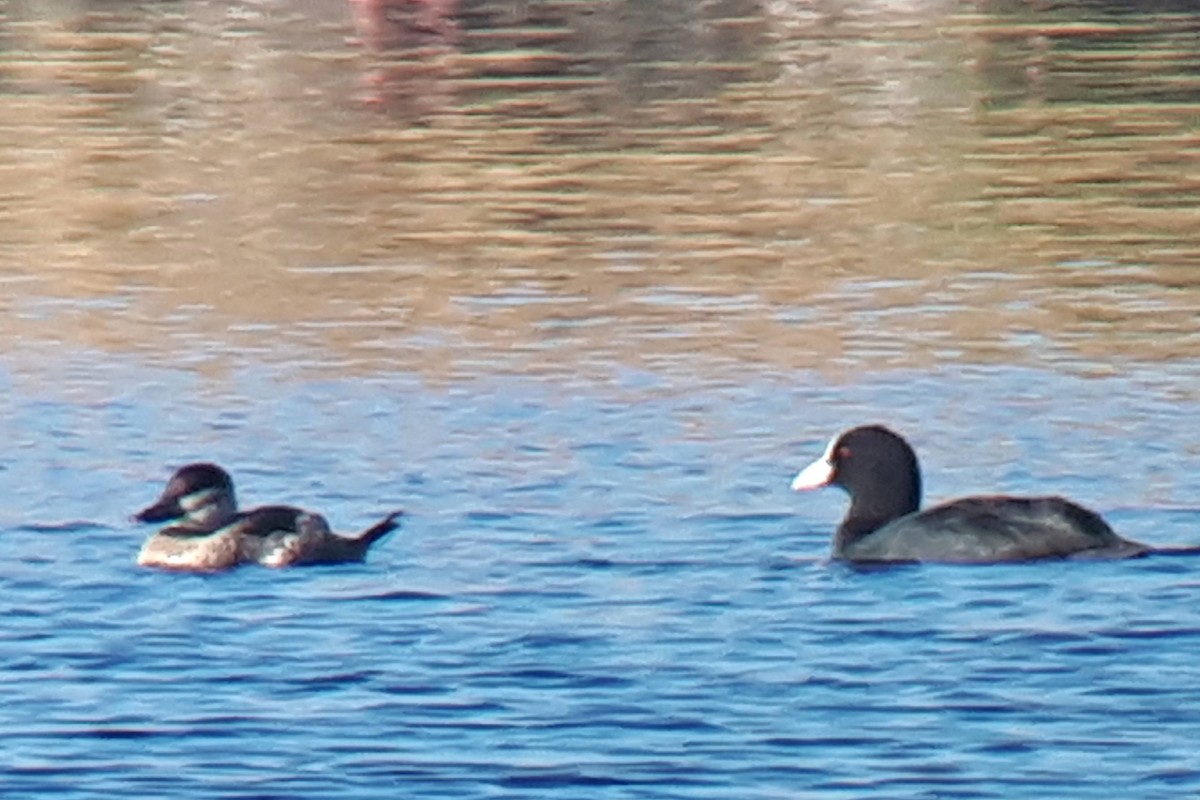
[{"x1": 0, "y1": 0, "x2": 1197, "y2": 379}]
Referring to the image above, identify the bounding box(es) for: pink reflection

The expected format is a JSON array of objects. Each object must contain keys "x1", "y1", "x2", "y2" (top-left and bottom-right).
[{"x1": 348, "y1": 0, "x2": 460, "y2": 112}]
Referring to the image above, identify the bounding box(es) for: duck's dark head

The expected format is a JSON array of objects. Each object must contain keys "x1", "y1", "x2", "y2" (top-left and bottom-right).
[{"x1": 134, "y1": 462, "x2": 238, "y2": 532}]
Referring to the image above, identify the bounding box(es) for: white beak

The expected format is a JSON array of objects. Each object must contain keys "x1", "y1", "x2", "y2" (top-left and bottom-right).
[
  {"x1": 791, "y1": 457, "x2": 834, "y2": 491},
  {"x1": 790, "y1": 435, "x2": 838, "y2": 491}
]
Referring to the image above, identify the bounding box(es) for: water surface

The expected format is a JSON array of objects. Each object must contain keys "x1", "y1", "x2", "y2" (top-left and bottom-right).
[{"x1": 2, "y1": 1, "x2": 1200, "y2": 798}]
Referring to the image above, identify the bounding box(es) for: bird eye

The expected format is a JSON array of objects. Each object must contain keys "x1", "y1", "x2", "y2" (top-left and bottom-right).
[{"x1": 836, "y1": 446, "x2": 852, "y2": 461}]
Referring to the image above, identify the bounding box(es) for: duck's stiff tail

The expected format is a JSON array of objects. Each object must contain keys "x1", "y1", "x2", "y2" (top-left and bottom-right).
[{"x1": 359, "y1": 511, "x2": 404, "y2": 548}]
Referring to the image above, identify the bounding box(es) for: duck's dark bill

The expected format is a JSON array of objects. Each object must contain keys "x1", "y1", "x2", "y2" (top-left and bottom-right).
[{"x1": 134, "y1": 497, "x2": 183, "y2": 523}]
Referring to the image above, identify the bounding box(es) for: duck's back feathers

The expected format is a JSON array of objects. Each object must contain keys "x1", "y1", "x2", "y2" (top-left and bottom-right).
[
  {"x1": 256, "y1": 510, "x2": 404, "y2": 568},
  {"x1": 227, "y1": 505, "x2": 311, "y2": 538}
]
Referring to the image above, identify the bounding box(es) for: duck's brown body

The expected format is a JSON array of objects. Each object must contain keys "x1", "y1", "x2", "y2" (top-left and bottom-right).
[
  {"x1": 138, "y1": 526, "x2": 251, "y2": 571},
  {"x1": 134, "y1": 464, "x2": 401, "y2": 572}
]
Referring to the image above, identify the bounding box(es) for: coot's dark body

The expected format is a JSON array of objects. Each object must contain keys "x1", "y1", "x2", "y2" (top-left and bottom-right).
[
  {"x1": 792, "y1": 425, "x2": 1153, "y2": 564},
  {"x1": 838, "y1": 495, "x2": 1149, "y2": 563}
]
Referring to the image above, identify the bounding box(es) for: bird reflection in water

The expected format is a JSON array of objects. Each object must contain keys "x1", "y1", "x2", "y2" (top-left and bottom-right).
[{"x1": 347, "y1": 0, "x2": 460, "y2": 113}]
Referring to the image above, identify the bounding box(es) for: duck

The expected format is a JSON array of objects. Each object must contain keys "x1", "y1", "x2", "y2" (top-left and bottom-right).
[
  {"x1": 134, "y1": 463, "x2": 402, "y2": 571},
  {"x1": 790, "y1": 424, "x2": 1158, "y2": 564}
]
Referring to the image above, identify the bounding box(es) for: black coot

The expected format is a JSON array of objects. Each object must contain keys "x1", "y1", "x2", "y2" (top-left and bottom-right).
[{"x1": 791, "y1": 424, "x2": 1154, "y2": 564}]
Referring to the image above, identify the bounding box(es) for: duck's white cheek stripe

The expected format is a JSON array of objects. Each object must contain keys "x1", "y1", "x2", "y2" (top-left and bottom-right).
[
  {"x1": 791, "y1": 435, "x2": 838, "y2": 491},
  {"x1": 180, "y1": 488, "x2": 219, "y2": 513}
]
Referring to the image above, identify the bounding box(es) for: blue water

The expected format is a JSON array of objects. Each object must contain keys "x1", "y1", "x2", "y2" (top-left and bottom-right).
[{"x1": 3, "y1": 352, "x2": 1200, "y2": 799}]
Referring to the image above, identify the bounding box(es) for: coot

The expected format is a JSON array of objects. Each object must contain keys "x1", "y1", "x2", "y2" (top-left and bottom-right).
[{"x1": 791, "y1": 425, "x2": 1154, "y2": 564}]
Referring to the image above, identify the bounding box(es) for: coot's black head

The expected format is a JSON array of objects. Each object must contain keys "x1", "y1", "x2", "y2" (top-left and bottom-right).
[
  {"x1": 134, "y1": 463, "x2": 237, "y2": 528},
  {"x1": 792, "y1": 425, "x2": 922, "y2": 540}
]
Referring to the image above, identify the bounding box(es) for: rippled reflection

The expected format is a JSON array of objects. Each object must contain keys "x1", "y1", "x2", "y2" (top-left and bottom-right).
[
  {"x1": 0, "y1": 1, "x2": 1197, "y2": 379},
  {"x1": 3, "y1": 5, "x2": 1200, "y2": 799}
]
